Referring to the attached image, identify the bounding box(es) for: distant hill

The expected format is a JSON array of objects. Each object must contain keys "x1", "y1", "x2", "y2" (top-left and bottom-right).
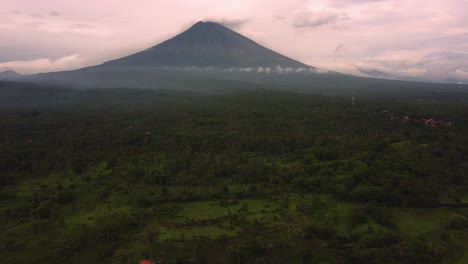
[
  {"x1": 102, "y1": 21, "x2": 311, "y2": 69},
  {"x1": 0, "y1": 70, "x2": 21, "y2": 80}
]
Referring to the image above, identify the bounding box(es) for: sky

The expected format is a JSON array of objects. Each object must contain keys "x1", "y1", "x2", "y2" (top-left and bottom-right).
[{"x1": 0, "y1": 0, "x2": 467, "y2": 83}]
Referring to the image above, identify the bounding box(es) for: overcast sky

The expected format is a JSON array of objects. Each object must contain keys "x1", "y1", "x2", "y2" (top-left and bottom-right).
[{"x1": 1, "y1": 0, "x2": 467, "y2": 83}]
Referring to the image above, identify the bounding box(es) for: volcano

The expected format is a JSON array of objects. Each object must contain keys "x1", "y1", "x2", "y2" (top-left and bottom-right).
[
  {"x1": 102, "y1": 21, "x2": 311, "y2": 69},
  {"x1": 11, "y1": 20, "x2": 468, "y2": 96}
]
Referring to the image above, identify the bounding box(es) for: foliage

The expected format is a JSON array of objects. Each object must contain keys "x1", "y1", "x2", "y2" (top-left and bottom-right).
[{"x1": 1, "y1": 88, "x2": 468, "y2": 263}]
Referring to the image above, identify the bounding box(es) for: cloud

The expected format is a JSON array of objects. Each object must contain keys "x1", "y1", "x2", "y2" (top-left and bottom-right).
[
  {"x1": 356, "y1": 61, "x2": 427, "y2": 79},
  {"x1": 23, "y1": 21, "x2": 44, "y2": 29},
  {"x1": 206, "y1": 17, "x2": 252, "y2": 29},
  {"x1": 70, "y1": 23, "x2": 95, "y2": 29},
  {"x1": 29, "y1": 13, "x2": 43, "y2": 19},
  {"x1": 449, "y1": 69, "x2": 468, "y2": 81},
  {"x1": 49, "y1": 11, "x2": 60, "y2": 16},
  {"x1": 0, "y1": 66, "x2": 13, "y2": 72},
  {"x1": 0, "y1": 54, "x2": 86, "y2": 74},
  {"x1": 357, "y1": 67, "x2": 394, "y2": 78},
  {"x1": 354, "y1": 48, "x2": 468, "y2": 82},
  {"x1": 273, "y1": 15, "x2": 287, "y2": 22},
  {"x1": 334, "y1": 44, "x2": 345, "y2": 53},
  {"x1": 293, "y1": 11, "x2": 349, "y2": 28},
  {"x1": 327, "y1": 0, "x2": 388, "y2": 7}
]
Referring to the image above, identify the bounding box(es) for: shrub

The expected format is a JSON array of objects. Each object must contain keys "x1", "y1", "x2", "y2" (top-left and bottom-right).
[
  {"x1": 350, "y1": 186, "x2": 389, "y2": 203},
  {"x1": 57, "y1": 191, "x2": 74, "y2": 204},
  {"x1": 348, "y1": 205, "x2": 367, "y2": 227},
  {"x1": 37, "y1": 207, "x2": 52, "y2": 219},
  {"x1": 303, "y1": 224, "x2": 337, "y2": 240},
  {"x1": 446, "y1": 214, "x2": 468, "y2": 229}
]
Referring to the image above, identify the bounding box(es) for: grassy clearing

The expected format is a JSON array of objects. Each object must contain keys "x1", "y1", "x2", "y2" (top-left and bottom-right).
[
  {"x1": 179, "y1": 199, "x2": 278, "y2": 220},
  {"x1": 351, "y1": 222, "x2": 390, "y2": 235},
  {"x1": 298, "y1": 194, "x2": 355, "y2": 237},
  {"x1": 179, "y1": 201, "x2": 230, "y2": 219},
  {"x1": 159, "y1": 226, "x2": 237, "y2": 241},
  {"x1": 327, "y1": 201, "x2": 354, "y2": 236},
  {"x1": 155, "y1": 199, "x2": 279, "y2": 242},
  {"x1": 392, "y1": 207, "x2": 455, "y2": 236}
]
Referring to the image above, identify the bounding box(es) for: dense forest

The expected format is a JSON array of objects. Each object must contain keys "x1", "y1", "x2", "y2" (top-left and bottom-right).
[{"x1": 1, "y1": 87, "x2": 468, "y2": 263}]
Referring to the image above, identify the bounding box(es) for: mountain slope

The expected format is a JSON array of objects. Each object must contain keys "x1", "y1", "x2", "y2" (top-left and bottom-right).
[{"x1": 102, "y1": 21, "x2": 311, "y2": 69}]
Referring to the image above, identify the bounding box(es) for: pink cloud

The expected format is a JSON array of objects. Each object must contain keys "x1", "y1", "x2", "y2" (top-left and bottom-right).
[{"x1": 0, "y1": 54, "x2": 84, "y2": 74}]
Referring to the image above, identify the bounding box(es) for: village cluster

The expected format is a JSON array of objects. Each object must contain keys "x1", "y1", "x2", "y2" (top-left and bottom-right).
[
  {"x1": 379, "y1": 109, "x2": 453, "y2": 128},
  {"x1": 418, "y1": 118, "x2": 453, "y2": 128}
]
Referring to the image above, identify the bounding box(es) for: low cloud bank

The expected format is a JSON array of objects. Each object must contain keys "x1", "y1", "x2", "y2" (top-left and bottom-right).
[{"x1": 184, "y1": 65, "x2": 315, "y2": 74}]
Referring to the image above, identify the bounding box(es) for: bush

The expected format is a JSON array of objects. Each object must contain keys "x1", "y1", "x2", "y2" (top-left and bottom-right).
[
  {"x1": 303, "y1": 224, "x2": 337, "y2": 240},
  {"x1": 4, "y1": 237, "x2": 20, "y2": 251},
  {"x1": 135, "y1": 196, "x2": 153, "y2": 207},
  {"x1": 37, "y1": 207, "x2": 52, "y2": 219},
  {"x1": 366, "y1": 204, "x2": 393, "y2": 227},
  {"x1": 6, "y1": 204, "x2": 29, "y2": 219},
  {"x1": 57, "y1": 191, "x2": 74, "y2": 204},
  {"x1": 226, "y1": 247, "x2": 248, "y2": 264},
  {"x1": 348, "y1": 205, "x2": 367, "y2": 227},
  {"x1": 446, "y1": 214, "x2": 468, "y2": 229},
  {"x1": 360, "y1": 232, "x2": 400, "y2": 248},
  {"x1": 350, "y1": 186, "x2": 389, "y2": 203}
]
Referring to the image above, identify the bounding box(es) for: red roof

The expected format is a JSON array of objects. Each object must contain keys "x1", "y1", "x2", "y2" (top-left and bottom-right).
[{"x1": 140, "y1": 261, "x2": 152, "y2": 264}]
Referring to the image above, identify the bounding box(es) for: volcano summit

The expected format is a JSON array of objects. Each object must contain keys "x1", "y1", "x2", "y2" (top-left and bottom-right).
[{"x1": 101, "y1": 21, "x2": 311, "y2": 70}]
